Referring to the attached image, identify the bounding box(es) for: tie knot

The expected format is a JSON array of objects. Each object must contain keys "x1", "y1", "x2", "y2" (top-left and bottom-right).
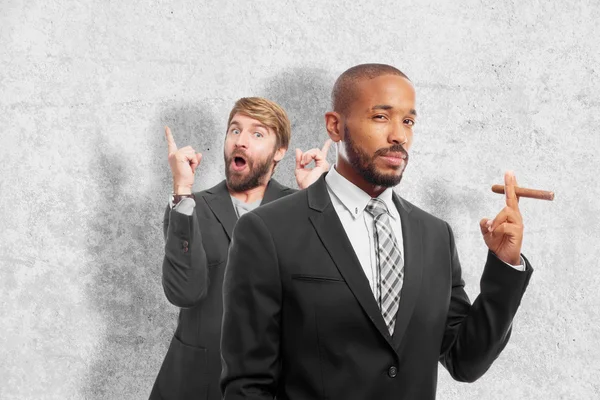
[{"x1": 366, "y1": 198, "x2": 389, "y2": 218}]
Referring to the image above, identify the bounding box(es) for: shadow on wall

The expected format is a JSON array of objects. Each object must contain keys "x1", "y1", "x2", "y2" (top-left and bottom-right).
[
  {"x1": 259, "y1": 68, "x2": 336, "y2": 188},
  {"x1": 81, "y1": 102, "x2": 220, "y2": 399},
  {"x1": 419, "y1": 177, "x2": 486, "y2": 227}
]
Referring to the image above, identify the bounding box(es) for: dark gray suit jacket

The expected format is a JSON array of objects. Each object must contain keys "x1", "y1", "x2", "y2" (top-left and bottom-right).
[
  {"x1": 221, "y1": 173, "x2": 533, "y2": 400},
  {"x1": 150, "y1": 179, "x2": 295, "y2": 400}
]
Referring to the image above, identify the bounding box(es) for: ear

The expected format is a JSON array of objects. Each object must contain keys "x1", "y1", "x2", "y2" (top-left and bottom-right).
[
  {"x1": 273, "y1": 146, "x2": 286, "y2": 163},
  {"x1": 325, "y1": 111, "x2": 343, "y2": 143}
]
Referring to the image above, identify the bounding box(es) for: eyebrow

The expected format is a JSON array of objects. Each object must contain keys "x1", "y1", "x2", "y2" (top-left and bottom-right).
[
  {"x1": 229, "y1": 121, "x2": 269, "y2": 130},
  {"x1": 371, "y1": 105, "x2": 417, "y2": 117}
]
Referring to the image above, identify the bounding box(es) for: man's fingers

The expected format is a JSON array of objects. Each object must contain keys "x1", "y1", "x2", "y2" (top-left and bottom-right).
[
  {"x1": 489, "y1": 222, "x2": 521, "y2": 239},
  {"x1": 297, "y1": 146, "x2": 331, "y2": 168},
  {"x1": 513, "y1": 173, "x2": 520, "y2": 204},
  {"x1": 295, "y1": 149, "x2": 302, "y2": 169},
  {"x1": 488, "y1": 207, "x2": 522, "y2": 232},
  {"x1": 504, "y1": 171, "x2": 519, "y2": 209},
  {"x1": 165, "y1": 126, "x2": 178, "y2": 154},
  {"x1": 178, "y1": 145, "x2": 195, "y2": 153},
  {"x1": 190, "y1": 153, "x2": 202, "y2": 174},
  {"x1": 301, "y1": 149, "x2": 319, "y2": 166},
  {"x1": 479, "y1": 218, "x2": 492, "y2": 236},
  {"x1": 173, "y1": 149, "x2": 197, "y2": 164},
  {"x1": 176, "y1": 147, "x2": 197, "y2": 161},
  {"x1": 321, "y1": 139, "x2": 333, "y2": 156},
  {"x1": 189, "y1": 152, "x2": 200, "y2": 173}
]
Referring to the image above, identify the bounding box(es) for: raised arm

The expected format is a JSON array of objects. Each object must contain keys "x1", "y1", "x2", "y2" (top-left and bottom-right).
[
  {"x1": 440, "y1": 171, "x2": 533, "y2": 381},
  {"x1": 160, "y1": 126, "x2": 208, "y2": 308}
]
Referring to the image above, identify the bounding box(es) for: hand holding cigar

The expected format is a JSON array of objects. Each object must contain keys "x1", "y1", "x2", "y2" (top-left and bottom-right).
[
  {"x1": 491, "y1": 184, "x2": 554, "y2": 201},
  {"x1": 480, "y1": 171, "x2": 524, "y2": 266}
]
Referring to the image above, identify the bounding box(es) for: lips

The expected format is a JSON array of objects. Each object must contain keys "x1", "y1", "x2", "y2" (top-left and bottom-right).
[
  {"x1": 383, "y1": 152, "x2": 407, "y2": 160},
  {"x1": 379, "y1": 153, "x2": 406, "y2": 167}
]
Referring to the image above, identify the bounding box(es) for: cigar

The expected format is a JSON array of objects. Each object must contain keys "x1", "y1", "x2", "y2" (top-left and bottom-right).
[{"x1": 491, "y1": 185, "x2": 554, "y2": 201}]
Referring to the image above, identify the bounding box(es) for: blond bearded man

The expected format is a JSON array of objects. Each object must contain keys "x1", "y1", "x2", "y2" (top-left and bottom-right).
[{"x1": 150, "y1": 97, "x2": 330, "y2": 400}]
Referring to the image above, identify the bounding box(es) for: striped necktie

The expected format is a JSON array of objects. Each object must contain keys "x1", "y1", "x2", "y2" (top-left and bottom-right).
[{"x1": 365, "y1": 198, "x2": 404, "y2": 335}]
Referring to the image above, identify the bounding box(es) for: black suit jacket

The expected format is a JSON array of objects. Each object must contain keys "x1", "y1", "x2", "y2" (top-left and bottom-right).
[
  {"x1": 221, "y1": 173, "x2": 533, "y2": 400},
  {"x1": 150, "y1": 179, "x2": 295, "y2": 400}
]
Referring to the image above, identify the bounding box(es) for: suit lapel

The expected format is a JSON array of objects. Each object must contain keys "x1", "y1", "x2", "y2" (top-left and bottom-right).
[
  {"x1": 391, "y1": 193, "x2": 423, "y2": 350},
  {"x1": 308, "y1": 175, "x2": 395, "y2": 349},
  {"x1": 203, "y1": 181, "x2": 237, "y2": 240},
  {"x1": 262, "y1": 178, "x2": 290, "y2": 204},
  {"x1": 203, "y1": 179, "x2": 290, "y2": 240}
]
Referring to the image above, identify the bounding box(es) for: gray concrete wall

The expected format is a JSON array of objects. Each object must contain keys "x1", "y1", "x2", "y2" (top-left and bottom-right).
[{"x1": 1, "y1": 1, "x2": 598, "y2": 398}]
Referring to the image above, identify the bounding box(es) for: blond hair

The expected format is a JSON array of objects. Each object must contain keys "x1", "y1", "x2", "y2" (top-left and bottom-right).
[{"x1": 227, "y1": 97, "x2": 291, "y2": 150}]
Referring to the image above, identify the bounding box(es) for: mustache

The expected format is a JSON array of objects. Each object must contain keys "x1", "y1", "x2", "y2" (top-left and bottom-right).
[
  {"x1": 228, "y1": 149, "x2": 250, "y2": 160},
  {"x1": 374, "y1": 144, "x2": 409, "y2": 159}
]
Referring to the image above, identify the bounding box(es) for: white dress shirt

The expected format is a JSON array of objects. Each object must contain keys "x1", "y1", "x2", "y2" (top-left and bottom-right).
[
  {"x1": 324, "y1": 167, "x2": 525, "y2": 299},
  {"x1": 325, "y1": 166, "x2": 405, "y2": 296}
]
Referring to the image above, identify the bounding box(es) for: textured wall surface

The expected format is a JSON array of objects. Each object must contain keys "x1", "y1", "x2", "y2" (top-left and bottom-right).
[{"x1": 1, "y1": 0, "x2": 599, "y2": 399}]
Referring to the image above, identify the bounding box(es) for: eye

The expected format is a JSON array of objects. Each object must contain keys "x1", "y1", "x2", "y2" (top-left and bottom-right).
[
  {"x1": 404, "y1": 119, "x2": 415, "y2": 126},
  {"x1": 254, "y1": 132, "x2": 264, "y2": 138},
  {"x1": 373, "y1": 114, "x2": 388, "y2": 121},
  {"x1": 230, "y1": 128, "x2": 240, "y2": 135}
]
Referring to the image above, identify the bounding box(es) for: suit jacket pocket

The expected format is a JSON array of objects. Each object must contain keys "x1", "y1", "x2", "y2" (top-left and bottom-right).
[
  {"x1": 157, "y1": 335, "x2": 209, "y2": 400},
  {"x1": 292, "y1": 274, "x2": 345, "y2": 283},
  {"x1": 197, "y1": 216, "x2": 229, "y2": 267}
]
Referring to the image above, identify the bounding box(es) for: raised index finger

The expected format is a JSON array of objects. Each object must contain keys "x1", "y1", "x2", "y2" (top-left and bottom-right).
[
  {"x1": 165, "y1": 126, "x2": 177, "y2": 154},
  {"x1": 321, "y1": 139, "x2": 333, "y2": 156},
  {"x1": 504, "y1": 170, "x2": 519, "y2": 209}
]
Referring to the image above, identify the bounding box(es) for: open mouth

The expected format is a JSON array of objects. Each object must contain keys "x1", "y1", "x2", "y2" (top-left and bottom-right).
[{"x1": 232, "y1": 155, "x2": 248, "y2": 171}]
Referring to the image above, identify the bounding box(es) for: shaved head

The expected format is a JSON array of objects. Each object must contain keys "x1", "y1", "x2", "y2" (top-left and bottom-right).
[{"x1": 332, "y1": 63, "x2": 410, "y2": 115}]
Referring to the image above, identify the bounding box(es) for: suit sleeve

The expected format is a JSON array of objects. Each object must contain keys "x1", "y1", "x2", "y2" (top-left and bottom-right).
[
  {"x1": 161, "y1": 204, "x2": 209, "y2": 308},
  {"x1": 439, "y1": 223, "x2": 533, "y2": 382},
  {"x1": 221, "y1": 212, "x2": 281, "y2": 400}
]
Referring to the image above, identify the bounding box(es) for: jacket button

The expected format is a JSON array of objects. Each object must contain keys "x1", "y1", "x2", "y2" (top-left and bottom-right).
[
  {"x1": 182, "y1": 240, "x2": 189, "y2": 248},
  {"x1": 388, "y1": 366, "x2": 397, "y2": 378}
]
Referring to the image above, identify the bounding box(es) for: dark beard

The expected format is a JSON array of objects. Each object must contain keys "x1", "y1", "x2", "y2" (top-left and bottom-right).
[
  {"x1": 224, "y1": 149, "x2": 275, "y2": 192},
  {"x1": 344, "y1": 126, "x2": 409, "y2": 187}
]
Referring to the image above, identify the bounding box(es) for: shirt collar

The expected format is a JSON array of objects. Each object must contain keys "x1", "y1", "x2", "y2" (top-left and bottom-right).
[{"x1": 325, "y1": 165, "x2": 399, "y2": 221}]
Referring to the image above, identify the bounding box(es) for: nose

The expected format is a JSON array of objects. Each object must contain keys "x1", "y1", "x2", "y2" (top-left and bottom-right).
[
  {"x1": 234, "y1": 130, "x2": 250, "y2": 148},
  {"x1": 389, "y1": 121, "x2": 408, "y2": 146}
]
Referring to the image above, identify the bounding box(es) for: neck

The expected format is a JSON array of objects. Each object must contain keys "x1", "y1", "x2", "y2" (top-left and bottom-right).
[
  {"x1": 227, "y1": 173, "x2": 272, "y2": 203},
  {"x1": 335, "y1": 159, "x2": 388, "y2": 198}
]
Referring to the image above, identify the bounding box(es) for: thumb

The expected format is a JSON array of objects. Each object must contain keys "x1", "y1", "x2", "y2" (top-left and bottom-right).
[
  {"x1": 191, "y1": 153, "x2": 202, "y2": 174},
  {"x1": 479, "y1": 218, "x2": 492, "y2": 235}
]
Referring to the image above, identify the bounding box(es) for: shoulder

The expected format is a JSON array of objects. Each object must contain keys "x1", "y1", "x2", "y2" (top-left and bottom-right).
[
  {"x1": 268, "y1": 178, "x2": 298, "y2": 197},
  {"x1": 258, "y1": 189, "x2": 307, "y2": 215},
  {"x1": 281, "y1": 187, "x2": 298, "y2": 196},
  {"x1": 192, "y1": 180, "x2": 227, "y2": 200},
  {"x1": 396, "y1": 195, "x2": 451, "y2": 232},
  {"x1": 234, "y1": 190, "x2": 309, "y2": 244},
  {"x1": 244, "y1": 189, "x2": 309, "y2": 228}
]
